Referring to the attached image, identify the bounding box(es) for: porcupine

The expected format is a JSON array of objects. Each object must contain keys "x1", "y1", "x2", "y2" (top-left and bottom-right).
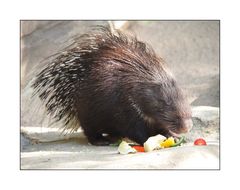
[{"x1": 32, "y1": 26, "x2": 193, "y2": 146}]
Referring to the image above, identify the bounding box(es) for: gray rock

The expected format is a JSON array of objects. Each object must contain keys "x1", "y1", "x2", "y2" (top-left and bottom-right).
[
  {"x1": 21, "y1": 140, "x2": 219, "y2": 169},
  {"x1": 192, "y1": 106, "x2": 219, "y2": 123},
  {"x1": 185, "y1": 106, "x2": 219, "y2": 142}
]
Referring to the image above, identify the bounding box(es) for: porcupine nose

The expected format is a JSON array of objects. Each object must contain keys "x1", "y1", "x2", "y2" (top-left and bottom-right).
[{"x1": 182, "y1": 118, "x2": 193, "y2": 133}]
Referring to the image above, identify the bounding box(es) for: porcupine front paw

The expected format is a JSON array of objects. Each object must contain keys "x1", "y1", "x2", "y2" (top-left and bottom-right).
[
  {"x1": 87, "y1": 134, "x2": 121, "y2": 146},
  {"x1": 87, "y1": 135, "x2": 110, "y2": 146}
]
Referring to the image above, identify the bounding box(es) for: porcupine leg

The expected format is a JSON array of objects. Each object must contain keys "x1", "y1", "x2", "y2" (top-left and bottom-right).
[
  {"x1": 82, "y1": 124, "x2": 111, "y2": 146},
  {"x1": 125, "y1": 120, "x2": 150, "y2": 145},
  {"x1": 86, "y1": 133, "x2": 111, "y2": 146},
  {"x1": 80, "y1": 118, "x2": 118, "y2": 145},
  {"x1": 86, "y1": 132, "x2": 121, "y2": 146}
]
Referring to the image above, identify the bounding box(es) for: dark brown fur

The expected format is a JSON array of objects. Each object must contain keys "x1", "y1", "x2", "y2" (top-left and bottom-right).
[{"x1": 32, "y1": 26, "x2": 192, "y2": 145}]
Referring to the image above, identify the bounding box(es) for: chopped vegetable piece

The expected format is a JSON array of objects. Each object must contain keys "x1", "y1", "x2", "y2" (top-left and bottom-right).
[
  {"x1": 160, "y1": 137, "x2": 175, "y2": 148},
  {"x1": 194, "y1": 138, "x2": 207, "y2": 145},
  {"x1": 170, "y1": 136, "x2": 185, "y2": 147},
  {"x1": 110, "y1": 139, "x2": 122, "y2": 146},
  {"x1": 118, "y1": 141, "x2": 137, "y2": 154},
  {"x1": 143, "y1": 134, "x2": 166, "y2": 152},
  {"x1": 132, "y1": 145, "x2": 145, "y2": 152}
]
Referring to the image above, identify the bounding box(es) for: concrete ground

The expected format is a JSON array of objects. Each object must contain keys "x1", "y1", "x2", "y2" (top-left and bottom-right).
[
  {"x1": 21, "y1": 135, "x2": 219, "y2": 169},
  {"x1": 20, "y1": 21, "x2": 220, "y2": 169}
]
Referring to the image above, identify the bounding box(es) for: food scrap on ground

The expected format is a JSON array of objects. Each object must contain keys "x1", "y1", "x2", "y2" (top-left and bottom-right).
[
  {"x1": 160, "y1": 137, "x2": 175, "y2": 148},
  {"x1": 170, "y1": 136, "x2": 185, "y2": 147},
  {"x1": 118, "y1": 134, "x2": 186, "y2": 154},
  {"x1": 194, "y1": 138, "x2": 207, "y2": 145},
  {"x1": 118, "y1": 141, "x2": 137, "y2": 154},
  {"x1": 143, "y1": 134, "x2": 166, "y2": 152},
  {"x1": 132, "y1": 145, "x2": 145, "y2": 152}
]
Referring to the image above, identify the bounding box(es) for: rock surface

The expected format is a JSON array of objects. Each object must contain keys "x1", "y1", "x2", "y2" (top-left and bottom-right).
[
  {"x1": 21, "y1": 139, "x2": 219, "y2": 169},
  {"x1": 185, "y1": 106, "x2": 219, "y2": 142}
]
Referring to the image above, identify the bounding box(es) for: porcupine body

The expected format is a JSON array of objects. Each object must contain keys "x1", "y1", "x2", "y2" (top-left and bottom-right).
[{"x1": 32, "y1": 26, "x2": 193, "y2": 145}]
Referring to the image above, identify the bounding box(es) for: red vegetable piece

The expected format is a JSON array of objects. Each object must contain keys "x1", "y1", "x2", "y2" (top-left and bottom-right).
[
  {"x1": 194, "y1": 138, "x2": 207, "y2": 145},
  {"x1": 132, "y1": 145, "x2": 145, "y2": 152}
]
